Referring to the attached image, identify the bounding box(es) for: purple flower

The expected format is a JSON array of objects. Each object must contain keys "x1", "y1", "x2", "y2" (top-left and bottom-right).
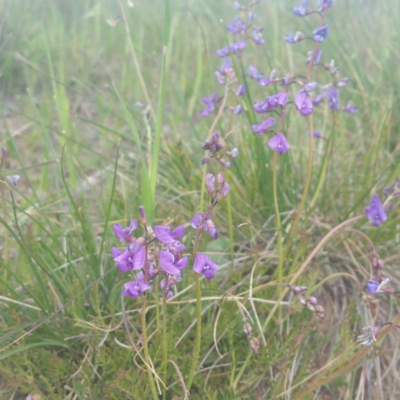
[
  {"x1": 193, "y1": 253, "x2": 219, "y2": 280},
  {"x1": 313, "y1": 25, "x2": 329, "y2": 42},
  {"x1": 230, "y1": 40, "x2": 247, "y2": 53},
  {"x1": 307, "y1": 49, "x2": 322, "y2": 64},
  {"x1": 200, "y1": 92, "x2": 220, "y2": 117},
  {"x1": 252, "y1": 117, "x2": 276, "y2": 135},
  {"x1": 160, "y1": 276, "x2": 180, "y2": 298},
  {"x1": 216, "y1": 46, "x2": 230, "y2": 57},
  {"x1": 365, "y1": 195, "x2": 388, "y2": 226},
  {"x1": 219, "y1": 58, "x2": 233, "y2": 75},
  {"x1": 232, "y1": 104, "x2": 243, "y2": 114},
  {"x1": 302, "y1": 82, "x2": 318, "y2": 94},
  {"x1": 226, "y1": 16, "x2": 247, "y2": 36},
  {"x1": 326, "y1": 87, "x2": 340, "y2": 110},
  {"x1": 295, "y1": 92, "x2": 313, "y2": 116},
  {"x1": 236, "y1": 84, "x2": 246, "y2": 96},
  {"x1": 190, "y1": 213, "x2": 219, "y2": 239},
  {"x1": 7, "y1": 175, "x2": 20, "y2": 186},
  {"x1": 249, "y1": 65, "x2": 263, "y2": 80},
  {"x1": 343, "y1": 101, "x2": 358, "y2": 114},
  {"x1": 123, "y1": 279, "x2": 151, "y2": 300},
  {"x1": 154, "y1": 225, "x2": 185, "y2": 244},
  {"x1": 206, "y1": 173, "x2": 215, "y2": 194},
  {"x1": 114, "y1": 219, "x2": 138, "y2": 241},
  {"x1": 366, "y1": 280, "x2": 386, "y2": 295},
  {"x1": 253, "y1": 100, "x2": 272, "y2": 113},
  {"x1": 310, "y1": 130, "x2": 323, "y2": 139},
  {"x1": 200, "y1": 103, "x2": 214, "y2": 117},
  {"x1": 285, "y1": 32, "x2": 305, "y2": 43},
  {"x1": 268, "y1": 92, "x2": 288, "y2": 107},
  {"x1": 202, "y1": 131, "x2": 223, "y2": 154},
  {"x1": 318, "y1": 0, "x2": 334, "y2": 12},
  {"x1": 268, "y1": 133, "x2": 290, "y2": 155},
  {"x1": 293, "y1": 0, "x2": 308, "y2": 16},
  {"x1": 337, "y1": 77, "x2": 350, "y2": 88},
  {"x1": 357, "y1": 325, "x2": 382, "y2": 346},
  {"x1": 112, "y1": 244, "x2": 146, "y2": 272},
  {"x1": 312, "y1": 92, "x2": 324, "y2": 105},
  {"x1": 251, "y1": 31, "x2": 264, "y2": 45},
  {"x1": 159, "y1": 250, "x2": 188, "y2": 275}
]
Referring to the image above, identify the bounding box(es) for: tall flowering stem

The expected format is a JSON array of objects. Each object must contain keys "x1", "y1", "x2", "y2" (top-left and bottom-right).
[
  {"x1": 283, "y1": 11, "x2": 328, "y2": 257},
  {"x1": 186, "y1": 205, "x2": 214, "y2": 391}
]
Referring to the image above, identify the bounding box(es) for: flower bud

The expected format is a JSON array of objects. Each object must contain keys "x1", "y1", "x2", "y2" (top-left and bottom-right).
[{"x1": 138, "y1": 206, "x2": 147, "y2": 225}]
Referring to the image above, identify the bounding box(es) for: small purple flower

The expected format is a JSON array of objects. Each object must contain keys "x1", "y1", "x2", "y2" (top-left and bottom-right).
[
  {"x1": 357, "y1": 325, "x2": 382, "y2": 346},
  {"x1": 268, "y1": 92, "x2": 288, "y2": 107},
  {"x1": 114, "y1": 219, "x2": 138, "y2": 241},
  {"x1": 226, "y1": 16, "x2": 247, "y2": 36},
  {"x1": 295, "y1": 92, "x2": 313, "y2": 116},
  {"x1": 312, "y1": 92, "x2": 324, "y2": 105},
  {"x1": 219, "y1": 58, "x2": 233, "y2": 75},
  {"x1": 337, "y1": 77, "x2": 350, "y2": 88},
  {"x1": 159, "y1": 250, "x2": 188, "y2": 275},
  {"x1": 313, "y1": 25, "x2": 329, "y2": 42},
  {"x1": 310, "y1": 130, "x2": 323, "y2": 139},
  {"x1": 206, "y1": 173, "x2": 215, "y2": 194},
  {"x1": 307, "y1": 49, "x2": 322, "y2": 64},
  {"x1": 253, "y1": 100, "x2": 271, "y2": 113},
  {"x1": 318, "y1": 0, "x2": 334, "y2": 12},
  {"x1": 190, "y1": 213, "x2": 220, "y2": 239},
  {"x1": 302, "y1": 82, "x2": 318, "y2": 94},
  {"x1": 236, "y1": 84, "x2": 246, "y2": 96},
  {"x1": 285, "y1": 32, "x2": 305, "y2": 43},
  {"x1": 232, "y1": 104, "x2": 243, "y2": 114},
  {"x1": 268, "y1": 133, "x2": 290, "y2": 155},
  {"x1": 343, "y1": 101, "x2": 358, "y2": 114},
  {"x1": 202, "y1": 131, "x2": 223, "y2": 154},
  {"x1": 230, "y1": 40, "x2": 247, "y2": 53},
  {"x1": 252, "y1": 117, "x2": 276, "y2": 135},
  {"x1": 293, "y1": 0, "x2": 308, "y2": 16},
  {"x1": 123, "y1": 279, "x2": 151, "y2": 300},
  {"x1": 193, "y1": 253, "x2": 219, "y2": 280},
  {"x1": 249, "y1": 65, "x2": 263, "y2": 80},
  {"x1": 366, "y1": 280, "x2": 386, "y2": 295},
  {"x1": 112, "y1": 245, "x2": 146, "y2": 272},
  {"x1": 326, "y1": 87, "x2": 340, "y2": 110},
  {"x1": 365, "y1": 195, "x2": 388, "y2": 226},
  {"x1": 251, "y1": 31, "x2": 264, "y2": 45},
  {"x1": 216, "y1": 46, "x2": 230, "y2": 57},
  {"x1": 154, "y1": 225, "x2": 185, "y2": 244},
  {"x1": 7, "y1": 175, "x2": 20, "y2": 186},
  {"x1": 200, "y1": 103, "x2": 214, "y2": 117}
]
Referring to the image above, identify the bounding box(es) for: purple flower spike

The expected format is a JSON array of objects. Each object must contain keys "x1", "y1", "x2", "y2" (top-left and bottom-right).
[
  {"x1": 154, "y1": 225, "x2": 185, "y2": 244},
  {"x1": 123, "y1": 279, "x2": 151, "y2": 300},
  {"x1": 326, "y1": 87, "x2": 340, "y2": 110},
  {"x1": 295, "y1": 92, "x2": 313, "y2": 116},
  {"x1": 114, "y1": 219, "x2": 138, "y2": 241},
  {"x1": 365, "y1": 195, "x2": 388, "y2": 226},
  {"x1": 252, "y1": 117, "x2": 276, "y2": 135},
  {"x1": 216, "y1": 46, "x2": 230, "y2": 57},
  {"x1": 113, "y1": 245, "x2": 146, "y2": 272},
  {"x1": 193, "y1": 253, "x2": 219, "y2": 280},
  {"x1": 313, "y1": 25, "x2": 329, "y2": 42},
  {"x1": 268, "y1": 133, "x2": 290, "y2": 155},
  {"x1": 293, "y1": 0, "x2": 308, "y2": 16},
  {"x1": 230, "y1": 40, "x2": 247, "y2": 53},
  {"x1": 236, "y1": 84, "x2": 246, "y2": 96}
]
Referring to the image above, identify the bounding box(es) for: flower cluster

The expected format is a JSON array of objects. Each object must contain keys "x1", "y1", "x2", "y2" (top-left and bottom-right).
[
  {"x1": 288, "y1": 285, "x2": 324, "y2": 319},
  {"x1": 111, "y1": 210, "x2": 190, "y2": 300},
  {"x1": 201, "y1": 131, "x2": 239, "y2": 169}
]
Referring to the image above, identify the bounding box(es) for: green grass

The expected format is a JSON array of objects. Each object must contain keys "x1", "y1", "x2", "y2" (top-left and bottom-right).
[{"x1": 0, "y1": 0, "x2": 400, "y2": 398}]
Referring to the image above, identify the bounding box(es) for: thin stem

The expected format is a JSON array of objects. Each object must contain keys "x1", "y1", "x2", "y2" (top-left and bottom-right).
[
  {"x1": 162, "y1": 294, "x2": 168, "y2": 400},
  {"x1": 186, "y1": 273, "x2": 202, "y2": 391},
  {"x1": 141, "y1": 295, "x2": 159, "y2": 400}
]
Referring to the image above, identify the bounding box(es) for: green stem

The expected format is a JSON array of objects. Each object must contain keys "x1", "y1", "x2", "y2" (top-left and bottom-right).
[
  {"x1": 186, "y1": 273, "x2": 202, "y2": 391},
  {"x1": 162, "y1": 294, "x2": 168, "y2": 400},
  {"x1": 283, "y1": 114, "x2": 314, "y2": 257},
  {"x1": 141, "y1": 295, "x2": 159, "y2": 400}
]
